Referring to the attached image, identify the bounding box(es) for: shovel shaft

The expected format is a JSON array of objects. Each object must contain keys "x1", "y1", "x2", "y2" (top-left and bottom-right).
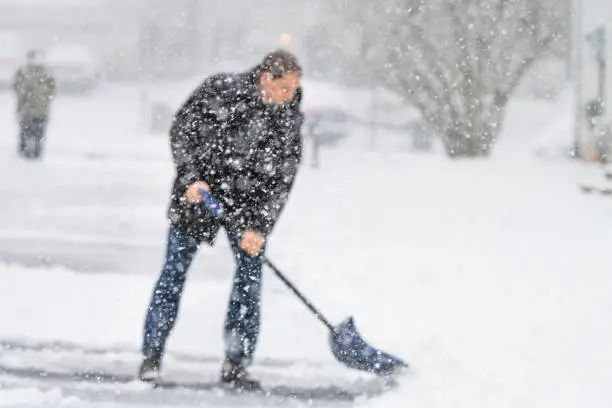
[
  {"x1": 197, "y1": 189, "x2": 336, "y2": 332},
  {"x1": 263, "y1": 257, "x2": 335, "y2": 332}
]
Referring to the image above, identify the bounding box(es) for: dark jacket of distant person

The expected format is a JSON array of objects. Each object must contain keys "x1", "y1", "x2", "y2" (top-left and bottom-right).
[{"x1": 11, "y1": 54, "x2": 56, "y2": 121}]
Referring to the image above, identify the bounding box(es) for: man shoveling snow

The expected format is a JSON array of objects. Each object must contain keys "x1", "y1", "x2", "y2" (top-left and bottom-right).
[{"x1": 139, "y1": 49, "x2": 304, "y2": 391}]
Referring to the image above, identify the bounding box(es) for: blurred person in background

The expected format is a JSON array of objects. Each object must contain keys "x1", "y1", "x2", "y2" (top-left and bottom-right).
[{"x1": 11, "y1": 50, "x2": 56, "y2": 159}]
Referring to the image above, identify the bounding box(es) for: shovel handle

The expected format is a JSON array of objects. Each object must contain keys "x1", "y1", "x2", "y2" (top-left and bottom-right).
[{"x1": 199, "y1": 188, "x2": 224, "y2": 218}]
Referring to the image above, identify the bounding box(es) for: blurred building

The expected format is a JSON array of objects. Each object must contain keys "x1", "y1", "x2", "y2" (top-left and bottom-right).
[
  {"x1": 0, "y1": 0, "x2": 143, "y2": 82},
  {"x1": 0, "y1": 0, "x2": 320, "y2": 84},
  {"x1": 571, "y1": 0, "x2": 612, "y2": 161}
]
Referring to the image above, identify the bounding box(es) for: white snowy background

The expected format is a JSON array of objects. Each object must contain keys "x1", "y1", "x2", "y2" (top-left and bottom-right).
[{"x1": 1, "y1": 0, "x2": 612, "y2": 407}]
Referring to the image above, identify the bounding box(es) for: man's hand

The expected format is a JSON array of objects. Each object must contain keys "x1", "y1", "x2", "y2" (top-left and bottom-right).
[
  {"x1": 240, "y1": 230, "x2": 265, "y2": 257},
  {"x1": 185, "y1": 181, "x2": 210, "y2": 203}
]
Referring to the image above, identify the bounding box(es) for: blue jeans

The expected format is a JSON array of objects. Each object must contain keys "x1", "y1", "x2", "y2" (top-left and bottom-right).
[
  {"x1": 19, "y1": 117, "x2": 47, "y2": 159},
  {"x1": 142, "y1": 226, "x2": 264, "y2": 368}
]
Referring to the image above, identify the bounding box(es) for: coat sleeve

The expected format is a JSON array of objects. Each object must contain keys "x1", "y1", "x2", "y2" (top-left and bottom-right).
[
  {"x1": 254, "y1": 123, "x2": 303, "y2": 237},
  {"x1": 223, "y1": 120, "x2": 303, "y2": 238},
  {"x1": 247, "y1": 90, "x2": 304, "y2": 237},
  {"x1": 169, "y1": 75, "x2": 231, "y2": 191},
  {"x1": 170, "y1": 110, "x2": 206, "y2": 190},
  {"x1": 11, "y1": 68, "x2": 24, "y2": 94},
  {"x1": 46, "y1": 70, "x2": 56, "y2": 96}
]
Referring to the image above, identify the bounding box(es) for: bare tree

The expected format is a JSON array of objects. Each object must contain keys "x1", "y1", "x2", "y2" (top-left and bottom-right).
[{"x1": 329, "y1": 0, "x2": 567, "y2": 157}]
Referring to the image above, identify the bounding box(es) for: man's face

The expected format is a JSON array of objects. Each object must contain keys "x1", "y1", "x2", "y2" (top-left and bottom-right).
[{"x1": 260, "y1": 72, "x2": 301, "y2": 105}]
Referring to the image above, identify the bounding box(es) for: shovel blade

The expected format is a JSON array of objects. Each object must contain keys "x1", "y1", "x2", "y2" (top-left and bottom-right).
[{"x1": 329, "y1": 316, "x2": 408, "y2": 376}]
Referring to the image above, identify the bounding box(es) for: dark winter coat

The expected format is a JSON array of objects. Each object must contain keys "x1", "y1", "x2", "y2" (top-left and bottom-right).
[
  {"x1": 167, "y1": 64, "x2": 304, "y2": 245},
  {"x1": 11, "y1": 64, "x2": 56, "y2": 121}
]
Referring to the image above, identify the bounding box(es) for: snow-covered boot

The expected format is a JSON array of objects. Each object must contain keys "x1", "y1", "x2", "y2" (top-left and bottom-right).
[
  {"x1": 138, "y1": 354, "x2": 161, "y2": 382},
  {"x1": 220, "y1": 358, "x2": 261, "y2": 391}
]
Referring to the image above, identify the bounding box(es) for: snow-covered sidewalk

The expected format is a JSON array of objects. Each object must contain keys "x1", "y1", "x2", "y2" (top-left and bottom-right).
[{"x1": 1, "y1": 84, "x2": 612, "y2": 407}]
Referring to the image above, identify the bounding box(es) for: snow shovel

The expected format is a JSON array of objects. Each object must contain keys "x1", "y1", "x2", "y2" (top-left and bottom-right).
[{"x1": 199, "y1": 189, "x2": 408, "y2": 376}]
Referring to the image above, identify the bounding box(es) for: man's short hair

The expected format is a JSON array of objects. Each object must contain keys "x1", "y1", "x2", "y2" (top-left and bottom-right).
[{"x1": 261, "y1": 49, "x2": 302, "y2": 79}]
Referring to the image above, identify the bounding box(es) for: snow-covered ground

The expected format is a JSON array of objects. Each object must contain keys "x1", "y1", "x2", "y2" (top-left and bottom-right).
[{"x1": 1, "y1": 80, "x2": 612, "y2": 407}]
